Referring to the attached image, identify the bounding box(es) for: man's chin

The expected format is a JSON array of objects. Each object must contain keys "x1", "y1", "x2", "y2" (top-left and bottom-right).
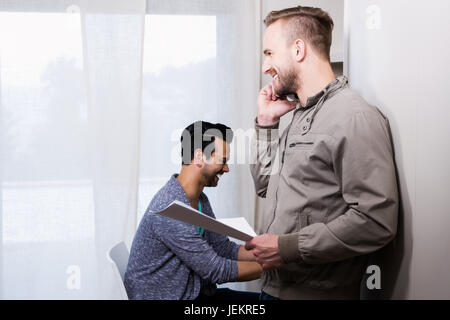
[
  {"x1": 206, "y1": 182, "x2": 218, "y2": 188},
  {"x1": 276, "y1": 72, "x2": 299, "y2": 97},
  {"x1": 206, "y1": 176, "x2": 219, "y2": 187}
]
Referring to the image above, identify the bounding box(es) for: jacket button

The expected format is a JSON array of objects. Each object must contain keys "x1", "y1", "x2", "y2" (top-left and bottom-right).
[
  {"x1": 306, "y1": 118, "x2": 311, "y2": 123},
  {"x1": 303, "y1": 126, "x2": 308, "y2": 131}
]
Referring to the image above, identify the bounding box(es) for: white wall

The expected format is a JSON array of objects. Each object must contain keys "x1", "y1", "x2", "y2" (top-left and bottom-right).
[{"x1": 346, "y1": 0, "x2": 450, "y2": 299}]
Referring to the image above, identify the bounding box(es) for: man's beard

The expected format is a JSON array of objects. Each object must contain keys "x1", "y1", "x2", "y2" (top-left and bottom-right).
[
  {"x1": 203, "y1": 168, "x2": 222, "y2": 187},
  {"x1": 275, "y1": 66, "x2": 300, "y2": 98}
]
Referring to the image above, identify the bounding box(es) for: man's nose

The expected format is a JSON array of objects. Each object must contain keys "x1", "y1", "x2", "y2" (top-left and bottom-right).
[
  {"x1": 223, "y1": 164, "x2": 229, "y2": 173},
  {"x1": 262, "y1": 61, "x2": 272, "y2": 75}
]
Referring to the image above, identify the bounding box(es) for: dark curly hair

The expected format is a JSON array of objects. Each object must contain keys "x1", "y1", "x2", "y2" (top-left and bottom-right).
[{"x1": 180, "y1": 121, "x2": 233, "y2": 165}]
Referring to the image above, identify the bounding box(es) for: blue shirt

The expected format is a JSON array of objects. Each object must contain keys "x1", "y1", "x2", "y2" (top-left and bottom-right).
[{"x1": 124, "y1": 174, "x2": 240, "y2": 300}]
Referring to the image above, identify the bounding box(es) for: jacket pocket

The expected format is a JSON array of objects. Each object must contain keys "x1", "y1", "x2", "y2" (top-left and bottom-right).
[
  {"x1": 288, "y1": 141, "x2": 314, "y2": 148},
  {"x1": 282, "y1": 138, "x2": 314, "y2": 178},
  {"x1": 298, "y1": 209, "x2": 327, "y2": 230},
  {"x1": 298, "y1": 210, "x2": 310, "y2": 230}
]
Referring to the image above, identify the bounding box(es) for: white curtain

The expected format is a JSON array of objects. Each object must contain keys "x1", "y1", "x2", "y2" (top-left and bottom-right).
[{"x1": 0, "y1": 0, "x2": 260, "y2": 299}]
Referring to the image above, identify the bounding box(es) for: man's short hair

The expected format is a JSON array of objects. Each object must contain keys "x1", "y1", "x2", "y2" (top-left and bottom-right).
[
  {"x1": 180, "y1": 121, "x2": 233, "y2": 165},
  {"x1": 264, "y1": 6, "x2": 334, "y2": 61}
]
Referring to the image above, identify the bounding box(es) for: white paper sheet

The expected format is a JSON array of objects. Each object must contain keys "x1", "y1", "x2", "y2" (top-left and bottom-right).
[
  {"x1": 153, "y1": 200, "x2": 256, "y2": 241},
  {"x1": 217, "y1": 218, "x2": 257, "y2": 237}
]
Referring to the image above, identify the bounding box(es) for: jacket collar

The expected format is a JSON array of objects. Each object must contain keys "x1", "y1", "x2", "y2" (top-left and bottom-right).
[{"x1": 299, "y1": 75, "x2": 348, "y2": 109}]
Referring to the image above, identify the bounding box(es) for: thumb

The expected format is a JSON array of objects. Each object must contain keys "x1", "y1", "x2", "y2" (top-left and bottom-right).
[
  {"x1": 245, "y1": 239, "x2": 255, "y2": 251},
  {"x1": 287, "y1": 101, "x2": 298, "y2": 110}
]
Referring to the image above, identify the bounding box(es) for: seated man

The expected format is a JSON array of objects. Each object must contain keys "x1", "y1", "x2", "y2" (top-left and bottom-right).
[{"x1": 124, "y1": 121, "x2": 262, "y2": 300}]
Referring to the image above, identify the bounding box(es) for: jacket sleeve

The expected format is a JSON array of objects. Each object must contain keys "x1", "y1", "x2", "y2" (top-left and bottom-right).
[
  {"x1": 279, "y1": 110, "x2": 399, "y2": 264},
  {"x1": 249, "y1": 118, "x2": 281, "y2": 198}
]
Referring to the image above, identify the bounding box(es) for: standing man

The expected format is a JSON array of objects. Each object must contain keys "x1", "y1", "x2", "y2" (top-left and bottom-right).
[{"x1": 246, "y1": 6, "x2": 398, "y2": 300}]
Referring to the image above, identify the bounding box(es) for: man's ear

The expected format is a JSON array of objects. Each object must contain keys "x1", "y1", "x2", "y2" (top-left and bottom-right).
[
  {"x1": 294, "y1": 39, "x2": 306, "y2": 62},
  {"x1": 193, "y1": 148, "x2": 204, "y2": 167}
]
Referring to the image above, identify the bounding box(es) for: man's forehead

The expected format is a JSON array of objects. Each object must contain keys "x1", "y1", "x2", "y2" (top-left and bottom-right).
[{"x1": 264, "y1": 21, "x2": 285, "y2": 48}]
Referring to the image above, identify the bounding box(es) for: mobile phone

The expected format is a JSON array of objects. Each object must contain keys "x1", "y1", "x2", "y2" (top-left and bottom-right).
[{"x1": 278, "y1": 93, "x2": 299, "y2": 102}]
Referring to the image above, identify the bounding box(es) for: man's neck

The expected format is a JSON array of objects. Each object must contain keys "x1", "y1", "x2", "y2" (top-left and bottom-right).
[
  {"x1": 176, "y1": 167, "x2": 204, "y2": 207},
  {"x1": 296, "y1": 60, "x2": 336, "y2": 107}
]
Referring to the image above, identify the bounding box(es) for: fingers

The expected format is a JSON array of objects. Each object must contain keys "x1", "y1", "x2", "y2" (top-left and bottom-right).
[
  {"x1": 259, "y1": 261, "x2": 271, "y2": 270},
  {"x1": 258, "y1": 85, "x2": 272, "y2": 106},
  {"x1": 260, "y1": 262, "x2": 280, "y2": 271},
  {"x1": 260, "y1": 83, "x2": 278, "y2": 101},
  {"x1": 245, "y1": 239, "x2": 255, "y2": 251},
  {"x1": 288, "y1": 101, "x2": 297, "y2": 111},
  {"x1": 264, "y1": 84, "x2": 274, "y2": 100},
  {"x1": 260, "y1": 83, "x2": 271, "y2": 95},
  {"x1": 260, "y1": 87, "x2": 268, "y2": 97},
  {"x1": 256, "y1": 258, "x2": 280, "y2": 270},
  {"x1": 270, "y1": 81, "x2": 278, "y2": 101}
]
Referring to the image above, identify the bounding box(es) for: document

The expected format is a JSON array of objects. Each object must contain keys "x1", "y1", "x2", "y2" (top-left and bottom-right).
[{"x1": 153, "y1": 200, "x2": 257, "y2": 241}]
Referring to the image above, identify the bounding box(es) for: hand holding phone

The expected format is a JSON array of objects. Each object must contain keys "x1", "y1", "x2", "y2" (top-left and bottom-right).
[{"x1": 257, "y1": 81, "x2": 297, "y2": 126}]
